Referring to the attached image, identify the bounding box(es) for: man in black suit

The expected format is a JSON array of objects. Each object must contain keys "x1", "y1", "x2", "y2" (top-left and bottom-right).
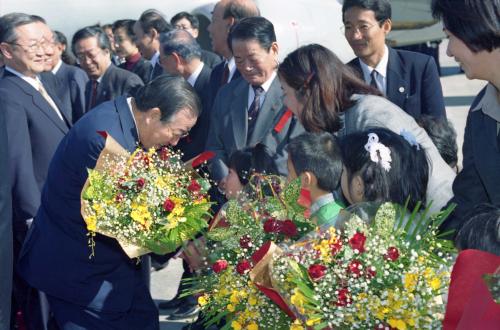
[
  {"x1": 170, "y1": 11, "x2": 222, "y2": 69},
  {"x1": 207, "y1": 0, "x2": 260, "y2": 106},
  {"x1": 134, "y1": 9, "x2": 173, "y2": 83},
  {"x1": 0, "y1": 13, "x2": 72, "y2": 329},
  {"x1": 342, "y1": 0, "x2": 446, "y2": 120},
  {"x1": 0, "y1": 89, "x2": 13, "y2": 330},
  {"x1": 72, "y1": 26, "x2": 143, "y2": 112},
  {"x1": 160, "y1": 29, "x2": 212, "y2": 161},
  {"x1": 51, "y1": 29, "x2": 89, "y2": 123},
  {"x1": 112, "y1": 19, "x2": 152, "y2": 84}
]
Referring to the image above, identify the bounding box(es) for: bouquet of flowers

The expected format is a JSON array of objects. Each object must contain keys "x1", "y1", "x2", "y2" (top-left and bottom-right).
[
  {"x1": 271, "y1": 202, "x2": 455, "y2": 330},
  {"x1": 81, "y1": 132, "x2": 212, "y2": 258},
  {"x1": 186, "y1": 175, "x2": 314, "y2": 330}
]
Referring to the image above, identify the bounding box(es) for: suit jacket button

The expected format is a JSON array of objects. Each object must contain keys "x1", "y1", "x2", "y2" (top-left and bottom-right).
[{"x1": 399, "y1": 86, "x2": 405, "y2": 93}]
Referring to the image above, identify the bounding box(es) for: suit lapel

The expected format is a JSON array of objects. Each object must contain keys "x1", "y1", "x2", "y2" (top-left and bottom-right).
[
  {"x1": 386, "y1": 47, "x2": 407, "y2": 108},
  {"x1": 230, "y1": 79, "x2": 250, "y2": 150},
  {"x1": 248, "y1": 77, "x2": 283, "y2": 146},
  {"x1": 9, "y1": 75, "x2": 69, "y2": 134},
  {"x1": 115, "y1": 96, "x2": 139, "y2": 152}
]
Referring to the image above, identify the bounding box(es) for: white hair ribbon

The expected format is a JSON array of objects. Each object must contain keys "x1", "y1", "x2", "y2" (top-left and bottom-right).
[{"x1": 364, "y1": 133, "x2": 392, "y2": 172}]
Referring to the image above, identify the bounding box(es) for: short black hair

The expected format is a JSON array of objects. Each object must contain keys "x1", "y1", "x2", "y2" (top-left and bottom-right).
[
  {"x1": 71, "y1": 26, "x2": 111, "y2": 55},
  {"x1": 54, "y1": 30, "x2": 76, "y2": 65},
  {"x1": 342, "y1": 0, "x2": 392, "y2": 23},
  {"x1": 133, "y1": 75, "x2": 200, "y2": 123},
  {"x1": 160, "y1": 30, "x2": 202, "y2": 61},
  {"x1": 456, "y1": 204, "x2": 500, "y2": 256},
  {"x1": 228, "y1": 16, "x2": 276, "y2": 53},
  {"x1": 432, "y1": 0, "x2": 499, "y2": 52},
  {"x1": 138, "y1": 9, "x2": 173, "y2": 34},
  {"x1": 170, "y1": 12, "x2": 199, "y2": 30},
  {"x1": 112, "y1": 19, "x2": 137, "y2": 40},
  {"x1": 287, "y1": 132, "x2": 343, "y2": 192},
  {"x1": 341, "y1": 128, "x2": 429, "y2": 211},
  {"x1": 228, "y1": 144, "x2": 278, "y2": 185},
  {"x1": 417, "y1": 115, "x2": 458, "y2": 168}
]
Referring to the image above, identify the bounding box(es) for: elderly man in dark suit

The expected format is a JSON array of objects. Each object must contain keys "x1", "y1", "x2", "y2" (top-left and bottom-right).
[
  {"x1": 0, "y1": 13, "x2": 72, "y2": 329},
  {"x1": 134, "y1": 10, "x2": 173, "y2": 82},
  {"x1": 72, "y1": 26, "x2": 143, "y2": 115},
  {"x1": 342, "y1": 0, "x2": 446, "y2": 120},
  {"x1": 206, "y1": 16, "x2": 304, "y2": 183},
  {"x1": 50, "y1": 30, "x2": 89, "y2": 123},
  {"x1": 18, "y1": 76, "x2": 200, "y2": 330}
]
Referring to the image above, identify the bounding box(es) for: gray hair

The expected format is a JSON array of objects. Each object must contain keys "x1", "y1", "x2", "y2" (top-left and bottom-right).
[
  {"x1": 0, "y1": 12, "x2": 36, "y2": 43},
  {"x1": 160, "y1": 29, "x2": 201, "y2": 62}
]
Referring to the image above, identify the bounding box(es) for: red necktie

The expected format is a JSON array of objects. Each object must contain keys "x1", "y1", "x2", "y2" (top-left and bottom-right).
[
  {"x1": 220, "y1": 63, "x2": 230, "y2": 86},
  {"x1": 90, "y1": 80, "x2": 98, "y2": 109}
]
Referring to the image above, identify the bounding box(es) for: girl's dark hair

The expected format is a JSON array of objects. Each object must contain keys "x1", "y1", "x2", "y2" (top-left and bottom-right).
[
  {"x1": 431, "y1": 0, "x2": 499, "y2": 53},
  {"x1": 340, "y1": 128, "x2": 429, "y2": 211},
  {"x1": 278, "y1": 44, "x2": 380, "y2": 133},
  {"x1": 456, "y1": 204, "x2": 500, "y2": 256},
  {"x1": 228, "y1": 144, "x2": 278, "y2": 185}
]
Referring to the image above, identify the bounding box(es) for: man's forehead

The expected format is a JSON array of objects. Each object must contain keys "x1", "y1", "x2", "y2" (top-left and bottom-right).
[{"x1": 15, "y1": 23, "x2": 43, "y2": 39}]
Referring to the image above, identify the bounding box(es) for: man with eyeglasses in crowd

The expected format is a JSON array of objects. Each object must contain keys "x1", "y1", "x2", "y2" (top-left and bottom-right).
[
  {"x1": 342, "y1": 0, "x2": 446, "y2": 120},
  {"x1": 72, "y1": 26, "x2": 143, "y2": 118},
  {"x1": 0, "y1": 12, "x2": 72, "y2": 329},
  {"x1": 170, "y1": 11, "x2": 222, "y2": 69}
]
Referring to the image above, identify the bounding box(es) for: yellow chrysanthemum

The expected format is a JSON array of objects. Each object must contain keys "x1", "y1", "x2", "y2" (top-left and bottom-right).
[
  {"x1": 305, "y1": 317, "x2": 321, "y2": 326},
  {"x1": 290, "y1": 288, "x2": 306, "y2": 313},
  {"x1": 247, "y1": 322, "x2": 258, "y2": 330},
  {"x1": 290, "y1": 320, "x2": 304, "y2": 330},
  {"x1": 388, "y1": 318, "x2": 407, "y2": 330},
  {"x1": 85, "y1": 215, "x2": 97, "y2": 232},
  {"x1": 429, "y1": 277, "x2": 441, "y2": 290},
  {"x1": 130, "y1": 204, "x2": 152, "y2": 229},
  {"x1": 248, "y1": 295, "x2": 257, "y2": 306},
  {"x1": 403, "y1": 273, "x2": 418, "y2": 292},
  {"x1": 92, "y1": 203, "x2": 105, "y2": 217},
  {"x1": 227, "y1": 304, "x2": 235, "y2": 312},
  {"x1": 198, "y1": 295, "x2": 208, "y2": 306},
  {"x1": 231, "y1": 321, "x2": 242, "y2": 330}
]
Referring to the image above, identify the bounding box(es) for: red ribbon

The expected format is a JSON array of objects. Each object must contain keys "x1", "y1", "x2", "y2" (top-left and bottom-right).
[
  {"x1": 96, "y1": 131, "x2": 108, "y2": 139},
  {"x1": 274, "y1": 109, "x2": 293, "y2": 133},
  {"x1": 191, "y1": 151, "x2": 216, "y2": 168}
]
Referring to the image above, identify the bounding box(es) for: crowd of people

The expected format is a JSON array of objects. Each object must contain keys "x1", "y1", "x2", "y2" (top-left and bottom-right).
[{"x1": 0, "y1": 0, "x2": 498, "y2": 329}]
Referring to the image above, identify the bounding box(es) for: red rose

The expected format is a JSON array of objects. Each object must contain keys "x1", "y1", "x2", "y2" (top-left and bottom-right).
[
  {"x1": 163, "y1": 198, "x2": 176, "y2": 212},
  {"x1": 136, "y1": 178, "x2": 146, "y2": 190},
  {"x1": 330, "y1": 239, "x2": 343, "y2": 255},
  {"x1": 384, "y1": 246, "x2": 400, "y2": 261},
  {"x1": 281, "y1": 219, "x2": 298, "y2": 237},
  {"x1": 159, "y1": 147, "x2": 170, "y2": 161},
  {"x1": 212, "y1": 260, "x2": 228, "y2": 273},
  {"x1": 335, "y1": 288, "x2": 351, "y2": 306},
  {"x1": 308, "y1": 264, "x2": 327, "y2": 281},
  {"x1": 263, "y1": 218, "x2": 282, "y2": 233},
  {"x1": 115, "y1": 193, "x2": 125, "y2": 203},
  {"x1": 239, "y1": 235, "x2": 252, "y2": 249},
  {"x1": 236, "y1": 259, "x2": 252, "y2": 275},
  {"x1": 348, "y1": 231, "x2": 366, "y2": 253},
  {"x1": 117, "y1": 177, "x2": 128, "y2": 190},
  {"x1": 347, "y1": 259, "x2": 363, "y2": 277},
  {"x1": 187, "y1": 179, "x2": 201, "y2": 193},
  {"x1": 143, "y1": 154, "x2": 150, "y2": 166}
]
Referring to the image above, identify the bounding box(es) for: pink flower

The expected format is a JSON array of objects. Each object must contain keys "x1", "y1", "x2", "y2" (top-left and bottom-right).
[
  {"x1": 308, "y1": 264, "x2": 327, "y2": 281},
  {"x1": 348, "y1": 231, "x2": 366, "y2": 253},
  {"x1": 236, "y1": 259, "x2": 252, "y2": 275},
  {"x1": 281, "y1": 219, "x2": 298, "y2": 237},
  {"x1": 384, "y1": 246, "x2": 400, "y2": 261},
  {"x1": 163, "y1": 198, "x2": 175, "y2": 212},
  {"x1": 212, "y1": 260, "x2": 228, "y2": 273}
]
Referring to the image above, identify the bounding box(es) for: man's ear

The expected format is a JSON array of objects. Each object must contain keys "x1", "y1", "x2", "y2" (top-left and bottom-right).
[
  {"x1": 226, "y1": 17, "x2": 235, "y2": 30},
  {"x1": 0, "y1": 43, "x2": 13, "y2": 60},
  {"x1": 300, "y1": 171, "x2": 317, "y2": 189},
  {"x1": 351, "y1": 174, "x2": 365, "y2": 202},
  {"x1": 382, "y1": 19, "x2": 392, "y2": 34},
  {"x1": 150, "y1": 28, "x2": 158, "y2": 40}
]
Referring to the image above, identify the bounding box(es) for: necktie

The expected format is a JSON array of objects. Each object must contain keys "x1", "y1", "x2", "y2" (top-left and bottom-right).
[
  {"x1": 89, "y1": 80, "x2": 99, "y2": 109},
  {"x1": 220, "y1": 62, "x2": 230, "y2": 86},
  {"x1": 37, "y1": 81, "x2": 64, "y2": 121},
  {"x1": 370, "y1": 69, "x2": 379, "y2": 91},
  {"x1": 247, "y1": 86, "x2": 264, "y2": 136}
]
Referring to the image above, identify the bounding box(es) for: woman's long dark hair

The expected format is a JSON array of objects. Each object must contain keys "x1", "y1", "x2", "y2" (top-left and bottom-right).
[{"x1": 278, "y1": 44, "x2": 380, "y2": 133}]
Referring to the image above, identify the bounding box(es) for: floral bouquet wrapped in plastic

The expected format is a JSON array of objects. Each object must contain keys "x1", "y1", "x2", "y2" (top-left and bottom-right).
[
  {"x1": 270, "y1": 202, "x2": 455, "y2": 330},
  {"x1": 81, "y1": 132, "x2": 212, "y2": 258},
  {"x1": 185, "y1": 176, "x2": 314, "y2": 330}
]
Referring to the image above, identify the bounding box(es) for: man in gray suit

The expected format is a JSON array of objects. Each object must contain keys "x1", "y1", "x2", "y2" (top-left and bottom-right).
[
  {"x1": 72, "y1": 26, "x2": 143, "y2": 113},
  {"x1": 206, "y1": 16, "x2": 304, "y2": 182}
]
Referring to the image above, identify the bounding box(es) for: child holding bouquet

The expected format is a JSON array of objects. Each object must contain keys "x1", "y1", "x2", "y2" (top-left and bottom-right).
[
  {"x1": 340, "y1": 127, "x2": 429, "y2": 211},
  {"x1": 286, "y1": 132, "x2": 344, "y2": 226}
]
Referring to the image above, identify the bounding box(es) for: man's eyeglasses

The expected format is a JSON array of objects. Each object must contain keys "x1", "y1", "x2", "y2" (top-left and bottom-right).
[
  {"x1": 75, "y1": 48, "x2": 104, "y2": 62},
  {"x1": 7, "y1": 38, "x2": 49, "y2": 54},
  {"x1": 169, "y1": 125, "x2": 190, "y2": 139},
  {"x1": 341, "y1": 21, "x2": 381, "y2": 35}
]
